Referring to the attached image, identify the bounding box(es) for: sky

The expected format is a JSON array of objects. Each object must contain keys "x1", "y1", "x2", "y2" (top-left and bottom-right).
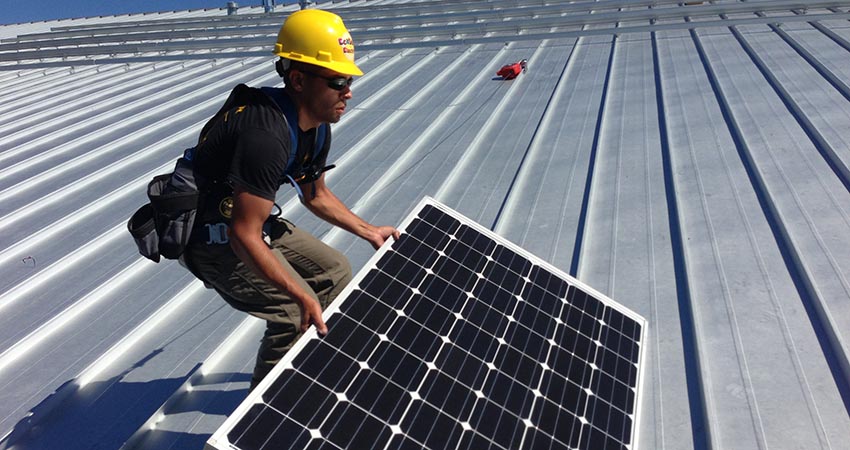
[{"x1": 0, "y1": 0, "x2": 243, "y2": 25}]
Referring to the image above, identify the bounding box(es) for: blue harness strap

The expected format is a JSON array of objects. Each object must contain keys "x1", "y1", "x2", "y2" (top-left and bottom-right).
[{"x1": 260, "y1": 87, "x2": 327, "y2": 199}]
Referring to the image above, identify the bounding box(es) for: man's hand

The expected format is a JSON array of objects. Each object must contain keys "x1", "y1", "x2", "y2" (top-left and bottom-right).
[
  {"x1": 298, "y1": 297, "x2": 328, "y2": 335},
  {"x1": 300, "y1": 176, "x2": 400, "y2": 250},
  {"x1": 366, "y1": 225, "x2": 400, "y2": 250}
]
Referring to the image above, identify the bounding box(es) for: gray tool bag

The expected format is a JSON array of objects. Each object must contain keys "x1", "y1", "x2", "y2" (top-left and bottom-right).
[{"x1": 127, "y1": 149, "x2": 200, "y2": 262}]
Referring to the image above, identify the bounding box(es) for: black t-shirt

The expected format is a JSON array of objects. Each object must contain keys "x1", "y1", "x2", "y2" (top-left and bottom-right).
[
  {"x1": 191, "y1": 85, "x2": 331, "y2": 222},
  {"x1": 216, "y1": 125, "x2": 331, "y2": 200}
]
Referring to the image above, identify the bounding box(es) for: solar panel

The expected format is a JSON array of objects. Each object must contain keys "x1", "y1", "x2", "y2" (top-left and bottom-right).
[{"x1": 206, "y1": 197, "x2": 647, "y2": 450}]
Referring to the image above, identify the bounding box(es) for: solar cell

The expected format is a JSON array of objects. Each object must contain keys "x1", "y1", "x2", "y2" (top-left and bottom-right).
[{"x1": 207, "y1": 197, "x2": 647, "y2": 450}]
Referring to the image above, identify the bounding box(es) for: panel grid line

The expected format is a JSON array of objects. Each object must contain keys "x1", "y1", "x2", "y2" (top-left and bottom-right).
[{"x1": 512, "y1": 294, "x2": 565, "y2": 449}]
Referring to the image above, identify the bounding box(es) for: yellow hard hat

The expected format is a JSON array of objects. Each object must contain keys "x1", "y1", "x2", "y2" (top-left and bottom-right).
[{"x1": 273, "y1": 9, "x2": 363, "y2": 77}]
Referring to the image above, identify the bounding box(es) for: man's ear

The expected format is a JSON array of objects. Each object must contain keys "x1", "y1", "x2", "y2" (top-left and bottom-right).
[{"x1": 287, "y1": 69, "x2": 305, "y2": 92}]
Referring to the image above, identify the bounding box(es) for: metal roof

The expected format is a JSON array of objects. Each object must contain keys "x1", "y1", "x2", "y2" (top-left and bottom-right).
[{"x1": 1, "y1": 1, "x2": 849, "y2": 449}]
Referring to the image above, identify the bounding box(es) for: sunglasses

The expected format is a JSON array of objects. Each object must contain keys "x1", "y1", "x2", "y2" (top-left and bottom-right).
[{"x1": 299, "y1": 70, "x2": 354, "y2": 91}]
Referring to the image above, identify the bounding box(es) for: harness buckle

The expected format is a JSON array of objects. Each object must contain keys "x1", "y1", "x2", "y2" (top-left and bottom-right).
[{"x1": 205, "y1": 223, "x2": 230, "y2": 244}]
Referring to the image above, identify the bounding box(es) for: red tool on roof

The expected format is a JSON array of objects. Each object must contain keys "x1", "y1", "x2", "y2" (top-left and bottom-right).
[{"x1": 496, "y1": 59, "x2": 528, "y2": 80}]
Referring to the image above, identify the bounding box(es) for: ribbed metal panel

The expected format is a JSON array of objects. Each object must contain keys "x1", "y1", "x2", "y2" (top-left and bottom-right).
[{"x1": 1, "y1": 1, "x2": 849, "y2": 449}]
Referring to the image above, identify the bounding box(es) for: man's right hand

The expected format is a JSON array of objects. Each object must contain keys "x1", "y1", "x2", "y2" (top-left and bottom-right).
[{"x1": 299, "y1": 297, "x2": 328, "y2": 336}]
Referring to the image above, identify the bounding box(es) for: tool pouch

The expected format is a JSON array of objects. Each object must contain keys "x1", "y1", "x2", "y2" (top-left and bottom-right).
[{"x1": 128, "y1": 151, "x2": 200, "y2": 262}]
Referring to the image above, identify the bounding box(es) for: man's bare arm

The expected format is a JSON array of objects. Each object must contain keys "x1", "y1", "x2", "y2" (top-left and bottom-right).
[
  {"x1": 228, "y1": 185, "x2": 328, "y2": 334},
  {"x1": 301, "y1": 174, "x2": 399, "y2": 249}
]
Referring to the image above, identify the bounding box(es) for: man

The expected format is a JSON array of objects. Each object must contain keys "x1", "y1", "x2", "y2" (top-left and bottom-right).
[{"x1": 182, "y1": 9, "x2": 398, "y2": 389}]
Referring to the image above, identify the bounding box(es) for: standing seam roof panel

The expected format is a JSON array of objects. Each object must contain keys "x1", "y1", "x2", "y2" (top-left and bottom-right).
[{"x1": 1, "y1": 2, "x2": 849, "y2": 449}]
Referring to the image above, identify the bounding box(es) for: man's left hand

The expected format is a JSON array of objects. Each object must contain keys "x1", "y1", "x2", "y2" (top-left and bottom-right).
[{"x1": 367, "y1": 226, "x2": 400, "y2": 250}]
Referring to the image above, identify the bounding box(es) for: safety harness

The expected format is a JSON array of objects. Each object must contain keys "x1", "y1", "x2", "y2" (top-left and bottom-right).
[
  {"x1": 128, "y1": 86, "x2": 334, "y2": 262},
  {"x1": 260, "y1": 87, "x2": 334, "y2": 199}
]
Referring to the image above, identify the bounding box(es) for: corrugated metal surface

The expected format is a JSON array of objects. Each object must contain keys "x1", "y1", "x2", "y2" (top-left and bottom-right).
[{"x1": 1, "y1": 1, "x2": 849, "y2": 449}]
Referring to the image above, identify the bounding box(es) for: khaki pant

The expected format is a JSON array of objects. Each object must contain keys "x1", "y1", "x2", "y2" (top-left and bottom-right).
[{"x1": 184, "y1": 217, "x2": 351, "y2": 388}]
